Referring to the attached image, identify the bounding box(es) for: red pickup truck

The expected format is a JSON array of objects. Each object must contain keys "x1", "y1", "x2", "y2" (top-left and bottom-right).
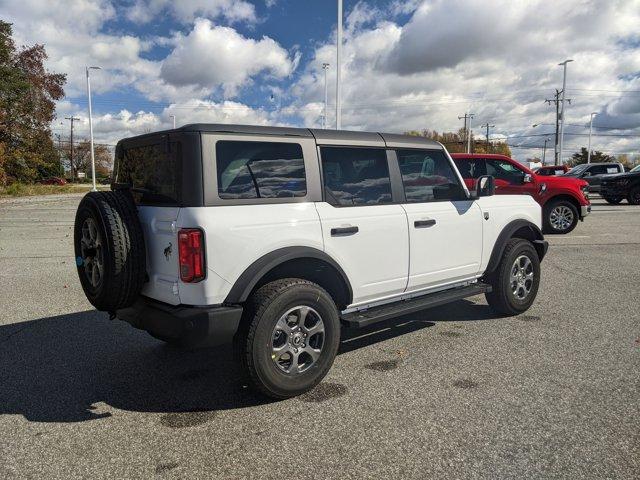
[{"x1": 451, "y1": 154, "x2": 591, "y2": 234}]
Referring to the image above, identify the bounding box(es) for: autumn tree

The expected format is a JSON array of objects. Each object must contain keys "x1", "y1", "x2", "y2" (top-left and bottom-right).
[
  {"x1": 61, "y1": 139, "x2": 113, "y2": 178},
  {"x1": 568, "y1": 147, "x2": 615, "y2": 167},
  {"x1": 0, "y1": 20, "x2": 66, "y2": 184},
  {"x1": 405, "y1": 128, "x2": 512, "y2": 156}
]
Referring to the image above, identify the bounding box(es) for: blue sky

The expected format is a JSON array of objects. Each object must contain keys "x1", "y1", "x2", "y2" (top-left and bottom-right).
[{"x1": 3, "y1": 0, "x2": 640, "y2": 161}]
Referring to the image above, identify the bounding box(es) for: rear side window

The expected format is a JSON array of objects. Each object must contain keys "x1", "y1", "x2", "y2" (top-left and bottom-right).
[
  {"x1": 454, "y1": 159, "x2": 485, "y2": 178},
  {"x1": 216, "y1": 141, "x2": 306, "y2": 199},
  {"x1": 116, "y1": 142, "x2": 180, "y2": 205},
  {"x1": 397, "y1": 149, "x2": 462, "y2": 202},
  {"x1": 320, "y1": 147, "x2": 392, "y2": 206}
]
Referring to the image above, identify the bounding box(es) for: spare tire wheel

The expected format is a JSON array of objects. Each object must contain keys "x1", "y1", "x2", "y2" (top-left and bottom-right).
[{"x1": 74, "y1": 191, "x2": 146, "y2": 312}]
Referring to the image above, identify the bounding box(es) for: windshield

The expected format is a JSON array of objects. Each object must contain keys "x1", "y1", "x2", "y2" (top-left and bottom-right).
[
  {"x1": 631, "y1": 165, "x2": 640, "y2": 173},
  {"x1": 565, "y1": 164, "x2": 589, "y2": 176}
]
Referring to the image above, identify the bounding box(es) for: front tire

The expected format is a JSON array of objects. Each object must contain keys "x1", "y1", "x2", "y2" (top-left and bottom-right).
[
  {"x1": 628, "y1": 187, "x2": 640, "y2": 205},
  {"x1": 235, "y1": 279, "x2": 341, "y2": 399},
  {"x1": 485, "y1": 239, "x2": 541, "y2": 316},
  {"x1": 543, "y1": 199, "x2": 579, "y2": 234}
]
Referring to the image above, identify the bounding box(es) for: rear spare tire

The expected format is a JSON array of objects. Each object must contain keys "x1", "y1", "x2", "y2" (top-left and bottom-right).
[{"x1": 74, "y1": 191, "x2": 146, "y2": 312}]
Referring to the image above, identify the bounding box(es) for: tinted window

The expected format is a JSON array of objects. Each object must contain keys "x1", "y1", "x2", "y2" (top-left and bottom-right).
[
  {"x1": 589, "y1": 165, "x2": 609, "y2": 175},
  {"x1": 116, "y1": 142, "x2": 180, "y2": 205},
  {"x1": 321, "y1": 147, "x2": 392, "y2": 206},
  {"x1": 216, "y1": 141, "x2": 306, "y2": 199},
  {"x1": 486, "y1": 159, "x2": 525, "y2": 184},
  {"x1": 453, "y1": 159, "x2": 486, "y2": 179},
  {"x1": 397, "y1": 150, "x2": 462, "y2": 202}
]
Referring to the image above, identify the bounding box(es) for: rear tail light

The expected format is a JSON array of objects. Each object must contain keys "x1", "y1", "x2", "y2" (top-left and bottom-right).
[{"x1": 178, "y1": 229, "x2": 205, "y2": 283}]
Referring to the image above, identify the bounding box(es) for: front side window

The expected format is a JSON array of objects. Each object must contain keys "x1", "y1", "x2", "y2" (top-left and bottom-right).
[
  {"x1": 486, "y1": 159, "x2": 526, "y2": 184},
  {"x1": 398, "y1": 149, "x2": 463, "y2": 202},
  {"x1": 321, "y1": 147, "x2": 392, "y2": 206},
  {"x1": 453, "y1": 159, "x2": 486, "y2": 179},
  {"x1": 216, "y1": 141, "x2": 306, "y2": 199}
]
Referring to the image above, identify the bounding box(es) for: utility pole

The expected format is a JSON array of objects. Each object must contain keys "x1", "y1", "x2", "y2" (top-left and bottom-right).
[
  {"x1": 336, "y1": 0, "x2": 343, "y2": 130},
  {"x1": 170, "y1": 114, "x2": 176, "y2": 129},
  {"x1": 543, "y1": 137, "x2": 550, "y2": 164},
  {"x1": 558, "y1": 59, "x2": 574, "y2": 165},
  {"x1": 322, "y1": 63, "x2": 330, "y2": 129},
  {"x1": 65, "y1": 116, "x2": 80, "y2": 181},
  {"x1": 481, "y1": 123, "x2": 495, "y2": 152},
  {"x1": 86, "y1": 66, "x2": 101, "y2": 192},
  {"x1": 545, "y1": 89, "x2": 571, "y2": 165},
  {"x1": 458, "y1": 113, "x2": 475, "y2": 153},
  {"x1": 587, "y1": 112, "x2": 597, "y2": 164}
]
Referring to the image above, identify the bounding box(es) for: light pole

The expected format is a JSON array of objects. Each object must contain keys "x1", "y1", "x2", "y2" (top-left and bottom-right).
[
  {"x1": 336, "y1": 0, "x2": 342, "y2": 130},
  {"x1": 86, "y1": 66, "x2": 101, "y2": 192},
  {"x1": 170, "y1": 114, "x2": 176, "y2": 129},
  {"x1": 558, "y1": 59, "x2": 573, "y2": 164},
  {"x1": 322, "y1": 63, "x2": 330, "y2": 129},
  {"x1": 587, "y1": 112, "x2": 597, "y2": 164}
]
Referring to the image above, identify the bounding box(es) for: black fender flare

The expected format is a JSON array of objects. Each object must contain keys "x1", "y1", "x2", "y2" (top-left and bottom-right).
[
  {"x1": 224, "y1": 246, "x2": 353, "y2": 305},
  {"x1": 484, "y1": 220, "x2": 548, "y2": 275}
]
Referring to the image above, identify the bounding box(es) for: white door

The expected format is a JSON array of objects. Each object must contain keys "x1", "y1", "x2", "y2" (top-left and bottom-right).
[
  {"x1": 315, "y1": 146, "x2": 409, "y2": 306},
  {"x1": 394, "y1": 148, "x2": 483, "y2": 293}
]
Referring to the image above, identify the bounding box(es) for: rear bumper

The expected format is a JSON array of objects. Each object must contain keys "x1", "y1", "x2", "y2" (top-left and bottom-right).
[{"x1": 117, "y1": 297, "x2": 243, "y2": 347}]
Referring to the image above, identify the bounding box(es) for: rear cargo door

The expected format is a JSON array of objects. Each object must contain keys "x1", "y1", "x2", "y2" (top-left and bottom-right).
[{"x1": 115, "y1": 139, "x2": 183, "y2": 305}]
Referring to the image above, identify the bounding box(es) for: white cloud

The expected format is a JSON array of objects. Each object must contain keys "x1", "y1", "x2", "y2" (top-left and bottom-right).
[
  {"x1": 160, "y1": 19, "x2": 300, "y2": 97},
  {"x1": 126, "y1": 0, "x2": 257, "y2": 24}
]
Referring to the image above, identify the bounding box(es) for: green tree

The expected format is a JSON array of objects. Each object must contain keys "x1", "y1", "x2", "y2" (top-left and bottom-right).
[
  {"x1": 0, "y1": 20, "x2": 66, "y2": 184},
  {"x1": 568, "y1": 147, "x2": 615, "y2": 167}
]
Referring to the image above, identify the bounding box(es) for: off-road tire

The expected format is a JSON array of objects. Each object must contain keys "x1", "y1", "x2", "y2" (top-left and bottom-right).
[
  {"x1": 485, "y1": 238, "x2": 541, "y2": 316},
  {"x1": 235, "y1": 278, "x2": 341, "y2": 399},
  {"x1": 543, "y1": 199, "x2": 579, "y2": 234},
  {"x1": 74, "y1": 191, "x2": 146, "y2": 312},
  {"x1": 628, "y1": 186, "x2": 640, "y2": 205},
  {"x1": 602, "y1": 196, "x2": 623, "y2": 205}
]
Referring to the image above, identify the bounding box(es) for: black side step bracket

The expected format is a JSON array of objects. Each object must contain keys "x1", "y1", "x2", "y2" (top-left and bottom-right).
[{"x1": 340, "y1": 283, "x2": 491, "y2": 329}]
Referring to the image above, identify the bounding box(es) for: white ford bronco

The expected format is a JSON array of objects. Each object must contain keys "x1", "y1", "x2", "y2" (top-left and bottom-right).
[{"x1": 74, "y1": 124, "x2": 548, "y2": 398}]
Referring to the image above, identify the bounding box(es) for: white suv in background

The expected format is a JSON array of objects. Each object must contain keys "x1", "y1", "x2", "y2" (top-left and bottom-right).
[{"x1": 74, "y1": 124, "x2": 548, "y2": 398}]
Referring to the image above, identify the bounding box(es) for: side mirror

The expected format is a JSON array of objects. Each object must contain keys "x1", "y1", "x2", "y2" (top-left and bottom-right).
[
  {"x1": 523, "y1": 173, "x2": 533, "y2": 183},
  {"x1": 582, "y1": 171, "x2": 591, "y2": 177},
  {"x1": 475, "y1": 175, "x2": 495, "y2": 197}
]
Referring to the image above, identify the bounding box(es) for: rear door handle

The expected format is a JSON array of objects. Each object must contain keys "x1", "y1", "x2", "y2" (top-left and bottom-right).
[
  {"x1": 331, "y1": 226, "x2": 359, "y2": 236},
  {"x1": 414, "y1": 219, "x2": 436, "y2": 228}
]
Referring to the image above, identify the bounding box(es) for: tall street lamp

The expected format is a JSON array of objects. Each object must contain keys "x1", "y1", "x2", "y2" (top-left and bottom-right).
[
  {"x1": 322, "y1": 63, "x2": 330, "y2": 129},
  {"x1": 587, "y1": 112, "x2": 597, "y2": 164},
  {"x1": 170, "y1": 114, "x2": 176, "y2": 129},
  {"x1": 558, "y1": 59, "x2": 573, "y2": 164},
  {"x1": 86, "y1": 66, "x2": 101, "y2": 192},
  {"x1": 336, "y1": 0, "x2": 343, "y2": 130}
]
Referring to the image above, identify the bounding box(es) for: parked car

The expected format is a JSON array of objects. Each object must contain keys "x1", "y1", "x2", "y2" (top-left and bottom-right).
[
  {"x1": 599, "y1": 164, "x2": 640, "y2": 205},
  {"x1": 73, "y1": 124, "x2": 548, "y2": 399},
  {"x1": 533, "y1": 165, "x2": 569, "y2": 176},
  {"x1": 451, "y1": 153, "x2": 590, "y2": 234},
  {"x1": 39, "y1": 177, "x2": 67, "y2": 185},
  {"x1": 563, "y1": 162, "x2": 625, "y2": 192}
]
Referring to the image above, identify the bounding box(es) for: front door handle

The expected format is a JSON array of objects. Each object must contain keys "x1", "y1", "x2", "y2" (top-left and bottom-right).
[
  {"x1": 331, "y1": 226, "x2": 359, "y2": 236},
  {"x1": 414, "y1": 219, "x2": 436, "y2": 228}
]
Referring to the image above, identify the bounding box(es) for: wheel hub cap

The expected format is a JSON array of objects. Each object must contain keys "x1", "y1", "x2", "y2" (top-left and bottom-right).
[
  {"x1": 550, "y1": 206, "x2": 574, "y2": 231},
  {"x1": 271, "y1": 306, "x2": 325, "y2": 374},
  {"x1": 80, "y1": 217, "x2": 104, "y2": 289},
  {"x1": 510, "y1": 255, "x2": 534, "y2": 300}
]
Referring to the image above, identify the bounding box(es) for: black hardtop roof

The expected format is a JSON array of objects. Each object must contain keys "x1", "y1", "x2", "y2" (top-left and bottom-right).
[{"x1": 117, "y1": 123, "x2": 443, "y2": 149}]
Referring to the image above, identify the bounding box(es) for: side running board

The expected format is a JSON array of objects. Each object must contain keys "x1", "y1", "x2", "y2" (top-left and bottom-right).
[{"x1": 340, "y1": 283, "x2": 491, "y2": 329}]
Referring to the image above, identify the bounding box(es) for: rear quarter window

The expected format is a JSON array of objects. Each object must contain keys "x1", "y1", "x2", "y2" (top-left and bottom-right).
[{"x1": 115, "y1": 142, "x2": 181, "y2": 205}]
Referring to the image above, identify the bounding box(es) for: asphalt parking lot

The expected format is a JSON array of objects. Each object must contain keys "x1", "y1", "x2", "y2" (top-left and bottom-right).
[{"x1": 0, "y1": 194, "x2": 638, "y2": 479}]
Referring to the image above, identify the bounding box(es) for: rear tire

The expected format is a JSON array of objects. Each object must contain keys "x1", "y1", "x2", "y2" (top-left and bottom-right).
[
  {"x1": 485, "y1": 238, "x2": 541, "y2": 316},
  {"x1": 628, "y1": 187, "x2": 640, "y2": 205},
  {"x1": 235, "y1": 278, "x2": 340, "y2": 399},
  {"x1": 543, "y1": 199, "x2": 579, "y2": 234},
  {"x1": 603, "y1": 196, "x2": 623, "y2": 205},
  {"x1": 74, "y1": 191, "x2": 146, "y2": 312}
]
